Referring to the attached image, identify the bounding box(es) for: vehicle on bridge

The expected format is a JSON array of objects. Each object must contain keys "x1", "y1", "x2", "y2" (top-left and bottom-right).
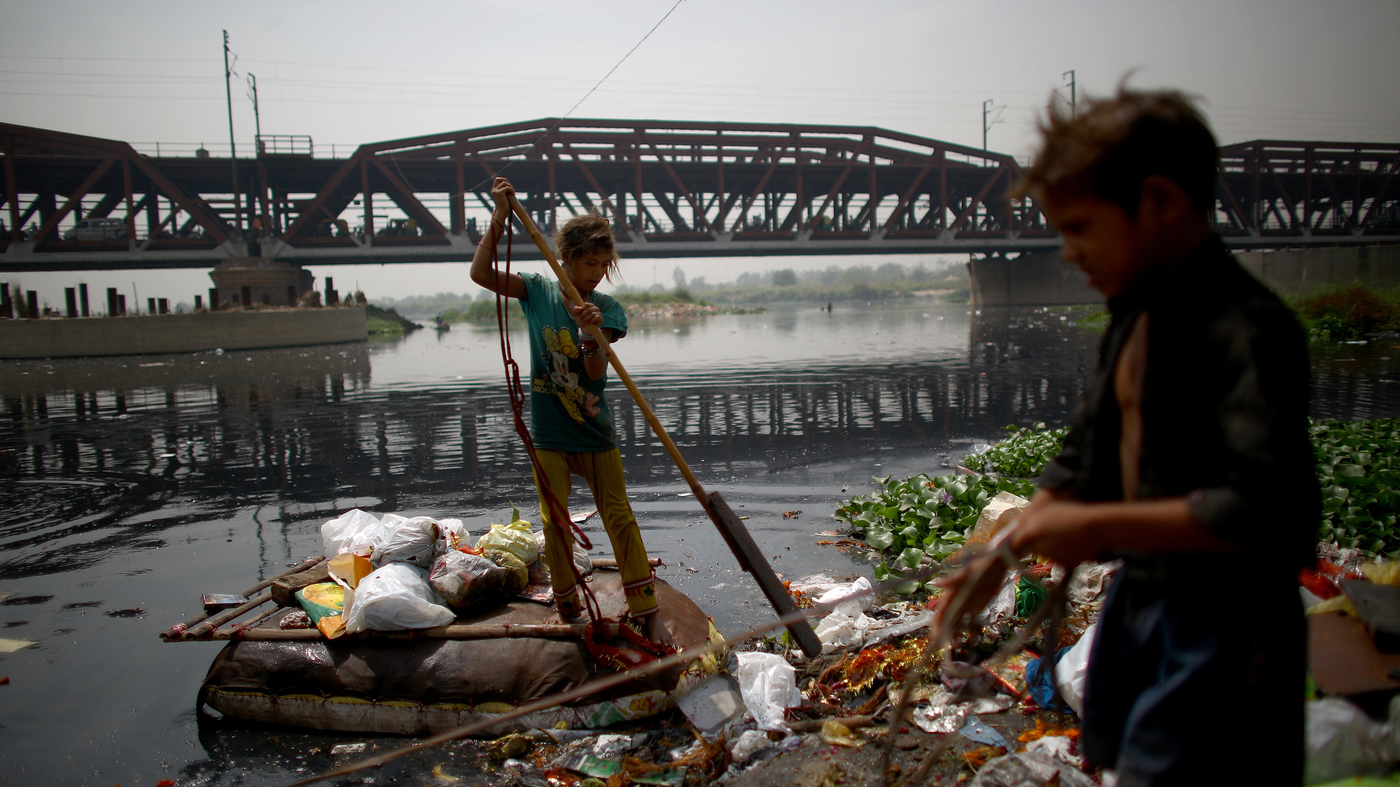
[{"x1": 62, "y1": 217, "x2": 126, "y2": 241}]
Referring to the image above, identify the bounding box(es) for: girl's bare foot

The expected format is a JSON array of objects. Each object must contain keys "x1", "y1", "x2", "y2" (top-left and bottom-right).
[
  {"x1": 642, "y1": 611, "x2": 678, "y2": 650},
  {"x1": 546, "y1": 610, "x2": 582, "y2": 626}
]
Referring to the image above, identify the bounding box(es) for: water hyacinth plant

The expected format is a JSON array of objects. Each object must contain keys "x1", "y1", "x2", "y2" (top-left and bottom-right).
[
  {"x1": 837, "y1": 419, "x2": 1400, "y2": 584},
  {"x1": 835, "y1": 425, "x2": 1065, "y2": 591},
  {"x1": 1312, "y1": 418, "x2": 1400, "y2": 558}
]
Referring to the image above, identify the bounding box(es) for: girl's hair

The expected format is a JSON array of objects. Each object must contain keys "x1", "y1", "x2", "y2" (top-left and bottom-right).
[{"x1": 555, "y1": 212, "x2": 620, "y2": 281}]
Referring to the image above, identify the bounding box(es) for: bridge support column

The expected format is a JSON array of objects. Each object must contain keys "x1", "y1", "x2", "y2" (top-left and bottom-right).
[
  {"x1": 968, "y1": 252, "x2": 1101, "y2": 306},
  {"x1": 209, "y1": 257, "x2": 314, "y2": 308}
]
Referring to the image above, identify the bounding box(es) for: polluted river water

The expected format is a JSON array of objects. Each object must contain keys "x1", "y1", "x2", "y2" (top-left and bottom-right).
[{"x1": 1, "y1": 299, "x2": 1398, "y2": 785}]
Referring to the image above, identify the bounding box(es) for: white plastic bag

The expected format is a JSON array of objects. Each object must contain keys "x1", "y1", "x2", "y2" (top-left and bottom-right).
[
  {"x1": 1053, "y1": 622, "x2": 1097, "y2": 715},
  {"x1": 736, "y1": 652, "x2": 802, "y2": 733},
  {"x1": 534, "y1": 529, "x2": 593, "y2": 576},
  {"x1": 436, "y1": 518, "x2": 471, "y2": 557},
  {"x1": 373, "y1": 515, "x2": 439, "y2": 567},
  {"x1": 1306, "y1": 696, "x2": 1400, "y2": 784},
  {"x1": 320, "y1": 509, "x2": 382, "y2": 557},
  {"x1": 343, "y1": 562, "x2": 455, "y2": 633}
]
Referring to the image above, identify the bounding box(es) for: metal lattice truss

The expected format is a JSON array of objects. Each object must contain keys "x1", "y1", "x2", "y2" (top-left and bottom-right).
[
  {"x1": 270, "y1": 118, "x2": 1053, "y2": 262},
  {"x1": 1216, "y1": 141, "x2": 1400, "y2": 240},
  {"x1": 2, "y1": 120, "x2": 1397, "y2": 271}
]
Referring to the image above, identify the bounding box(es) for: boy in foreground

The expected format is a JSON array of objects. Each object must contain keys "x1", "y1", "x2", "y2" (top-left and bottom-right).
[{"x1": 941, "y1": 88, "x2": 1318, "y2": 784}]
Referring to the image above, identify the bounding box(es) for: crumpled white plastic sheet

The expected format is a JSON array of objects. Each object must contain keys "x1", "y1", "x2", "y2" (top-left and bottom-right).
[
  {"x1": 911, "y1": 687, "x2": 1015, "y2": 735},
  {"x1": 1053, "y1": 622, "x2": 1097, "y2": 716},
  {"x1": 729, "y1": 729, "x2": 776, "y2": 764},
  {"x1": 969, "y1": 750, "x2": 1098, "y2": 787},
  {"x1": 736, "y1": 652, "x2": 802, "y2": 733},
  {"x1": 809, "y1": 577, "x2": 937, "y2": 653},
  {"x1": 974, "y1": 570, "x2": 1019, "y2": 628},
  {"x1": 1306, "y1": 695, "x2": 1400, "y2": 784},
  {"x1": 1026, "y1": 735, "x2": 1083, "y2": 769},
  {"x1": 1066, "y1": 560, "x2": 1121, "y2": 606}
]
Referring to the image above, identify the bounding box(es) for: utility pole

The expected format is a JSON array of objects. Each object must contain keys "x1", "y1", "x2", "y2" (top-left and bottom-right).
[
  {"x1": 248, "y1": 73, "x2": 262, "y2": 151},
  {"x1": 1063, "y1": 70, "x2": 1077, "y2": 118},
  {"x1": 982, "y1": 99, "x2": 1004, "y2": 151},
  {"x1": 222, "y1": 30, "x2": 243, "y2": 237}
]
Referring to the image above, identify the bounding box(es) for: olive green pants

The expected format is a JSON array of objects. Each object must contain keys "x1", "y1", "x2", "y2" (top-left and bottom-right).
[{"x1": 532, "y1": 447, "x2": 658, "y2": 619}]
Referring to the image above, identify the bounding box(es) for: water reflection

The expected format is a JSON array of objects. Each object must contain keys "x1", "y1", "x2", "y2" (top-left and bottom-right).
[
  {"x1": 4, "y1": 304, "x2": 1400, "y2": 785},
  {"x1": 4, "y1": 308, "x2": 1400, "y2": 583},
  {"x1": 0, "y1": 307, "x2": 1108, "y2": 575}
]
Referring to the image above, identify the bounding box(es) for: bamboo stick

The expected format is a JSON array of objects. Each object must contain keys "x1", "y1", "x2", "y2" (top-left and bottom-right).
[
  {"x1": 507, "y1": 196, "x2": 711, "y2": 505},
  {"x1": 165, "y1": 590, "x2": 274, "y2": 641},
  {"x1": 161, "y1": 556, "x2": 324, "y2": 638},
  {"x1": 209, "y1": 622, "x2": 591, "y2": 642},
  {"x1": 591, "y1": 557, "x2": 661, "y2": 570},
  {"x1": 787, "y1": 715, "x2": 876, "y2": 734}
]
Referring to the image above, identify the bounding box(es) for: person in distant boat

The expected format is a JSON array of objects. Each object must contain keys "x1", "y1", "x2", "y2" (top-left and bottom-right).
[
  {"x1": 936, "y1": 87, "x2": 1317, "y2": 785},
  {"x1": 470, "y1": 176, "x2": 675, "y2": 649}
]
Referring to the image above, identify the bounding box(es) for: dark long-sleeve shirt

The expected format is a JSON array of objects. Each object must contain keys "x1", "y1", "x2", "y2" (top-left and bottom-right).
[{"x1": 1038, "y1": 235, "x2": 1318, "y2": 574}]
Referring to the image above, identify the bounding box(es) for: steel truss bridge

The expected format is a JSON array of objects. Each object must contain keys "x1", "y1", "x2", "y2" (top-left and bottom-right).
[{"x1": 2, "y1": 119, "x2": 1397, "y2": 272}]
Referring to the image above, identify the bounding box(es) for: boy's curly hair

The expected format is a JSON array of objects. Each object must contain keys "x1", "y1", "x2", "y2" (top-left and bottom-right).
[
  {"x1": 1018, "y1": 86, "x2": 1220, "y2": 217},
  {"x1": 555, "y1": 212, "x2": 620, "y2": 280}
]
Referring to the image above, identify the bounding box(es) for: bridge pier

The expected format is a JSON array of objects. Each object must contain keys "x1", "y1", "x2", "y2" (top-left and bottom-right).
[
  {"x1": 208, "y1": 257, "x2": 314, "y2": 308},
  {"x1": 968, "y1": 252, "x2": 1101, "y2": 307}
]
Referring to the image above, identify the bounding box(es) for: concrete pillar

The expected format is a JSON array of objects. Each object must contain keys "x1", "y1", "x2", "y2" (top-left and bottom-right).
[
  {"x1": 65, "y1": 288, "x2": 77, "y2": 318},
  {"x1": 208, "y1": 288, "x2": 219, "y2": 311},
  {"x1": 117, "y1": 294, "x2": 126, "y2": 316},
  {"x1": 1, "y1": 283, "x2": 11, "y2": 319},
  {"x1": 241, "y1": 286, "x2": 252, "y2": 307},
  {"x1": 195, "y1": 294, "x2": 204, "y2": 311},
  {"x1": 79, "y1": 283, "x2": 89, "y2": 317},
  {"x1": 107, "y1": 288, "x2": 118, "y2": 316},
  {"x1": 147, "y1": 298, "x2": 156, "y2": 315},
  {"x1": 158, "y1": 298, "x2": 168, "y2": 315},
  {"x1": 26, "y1": 290, "x2": 38, "y2": 319}
]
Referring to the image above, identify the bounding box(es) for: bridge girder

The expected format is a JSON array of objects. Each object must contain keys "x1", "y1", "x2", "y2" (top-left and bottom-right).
[{"x1": 1, "y1": 120, "x2": 1397, "y2": 272}]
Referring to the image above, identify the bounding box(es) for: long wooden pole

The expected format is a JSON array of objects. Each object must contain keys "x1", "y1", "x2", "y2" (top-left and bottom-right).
[
  {"x1": 208, "y1": 623, "x2": 590, "y2": 642},
  {"x1": 505, "y1": 196, "x2": 822, "y2": 657}
]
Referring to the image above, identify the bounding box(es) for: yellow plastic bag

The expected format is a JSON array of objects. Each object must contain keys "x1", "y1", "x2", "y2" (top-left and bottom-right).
[{"x1": 474, "y1": 502, "x2": 539, "y2": 566}]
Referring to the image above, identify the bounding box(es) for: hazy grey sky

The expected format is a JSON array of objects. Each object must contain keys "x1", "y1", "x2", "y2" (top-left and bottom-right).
[{"x1": 4, "y1": 0, "x2": 1398, "y2": 304}]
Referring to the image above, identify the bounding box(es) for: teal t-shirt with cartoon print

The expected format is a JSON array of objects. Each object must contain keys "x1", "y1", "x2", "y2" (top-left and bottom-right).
[{"x1": 519, "y1": 272, "x2": 628, "y2": 452}]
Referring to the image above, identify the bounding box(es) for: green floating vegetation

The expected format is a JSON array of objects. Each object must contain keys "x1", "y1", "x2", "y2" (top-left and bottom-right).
[
  {"x1": 837, "y1": 418, "x2": 1400, "y2": 582},
  {"x1": 1312, "y1": 419, "x2": 1400, "y2": 558}
]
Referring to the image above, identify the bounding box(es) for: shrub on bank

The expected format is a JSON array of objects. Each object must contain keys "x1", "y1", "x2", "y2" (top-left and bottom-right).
[{"x1": 1294, "y1": 284, "x2": 1400, "y2": 342}]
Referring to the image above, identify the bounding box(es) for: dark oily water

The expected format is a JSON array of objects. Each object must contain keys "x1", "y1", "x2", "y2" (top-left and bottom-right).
[{"x1": 0, "y1": 302, "x2": 1396, "y2": 785}]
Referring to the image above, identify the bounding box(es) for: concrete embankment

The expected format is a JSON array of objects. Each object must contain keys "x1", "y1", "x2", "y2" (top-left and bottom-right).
[
  {"x1": 0, "y1": 306, "x2": 367, "y2": 359},
  {"x1": 970, "y1": 244, "x2": 1400, "y2": 306}
]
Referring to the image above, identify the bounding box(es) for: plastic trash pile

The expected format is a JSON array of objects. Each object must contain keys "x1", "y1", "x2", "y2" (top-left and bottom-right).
[{"x1": 294, "y1": 506, "x2": 547, "y2": 637}]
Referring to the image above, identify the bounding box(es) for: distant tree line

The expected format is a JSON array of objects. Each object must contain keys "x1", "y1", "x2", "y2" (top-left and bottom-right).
[{"x1": 375, "y1": 259, "x2": 970, "y2": 318}]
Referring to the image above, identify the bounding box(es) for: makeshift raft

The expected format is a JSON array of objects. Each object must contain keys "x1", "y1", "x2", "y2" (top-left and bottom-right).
[{"x1": 172, "y1": 560, "x2": 723, "y2": 736}]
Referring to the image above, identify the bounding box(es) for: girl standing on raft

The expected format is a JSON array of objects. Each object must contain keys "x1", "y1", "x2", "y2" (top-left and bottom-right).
[{"x1": 470, "y1": 176, "x2": 675, "y2": 649}]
